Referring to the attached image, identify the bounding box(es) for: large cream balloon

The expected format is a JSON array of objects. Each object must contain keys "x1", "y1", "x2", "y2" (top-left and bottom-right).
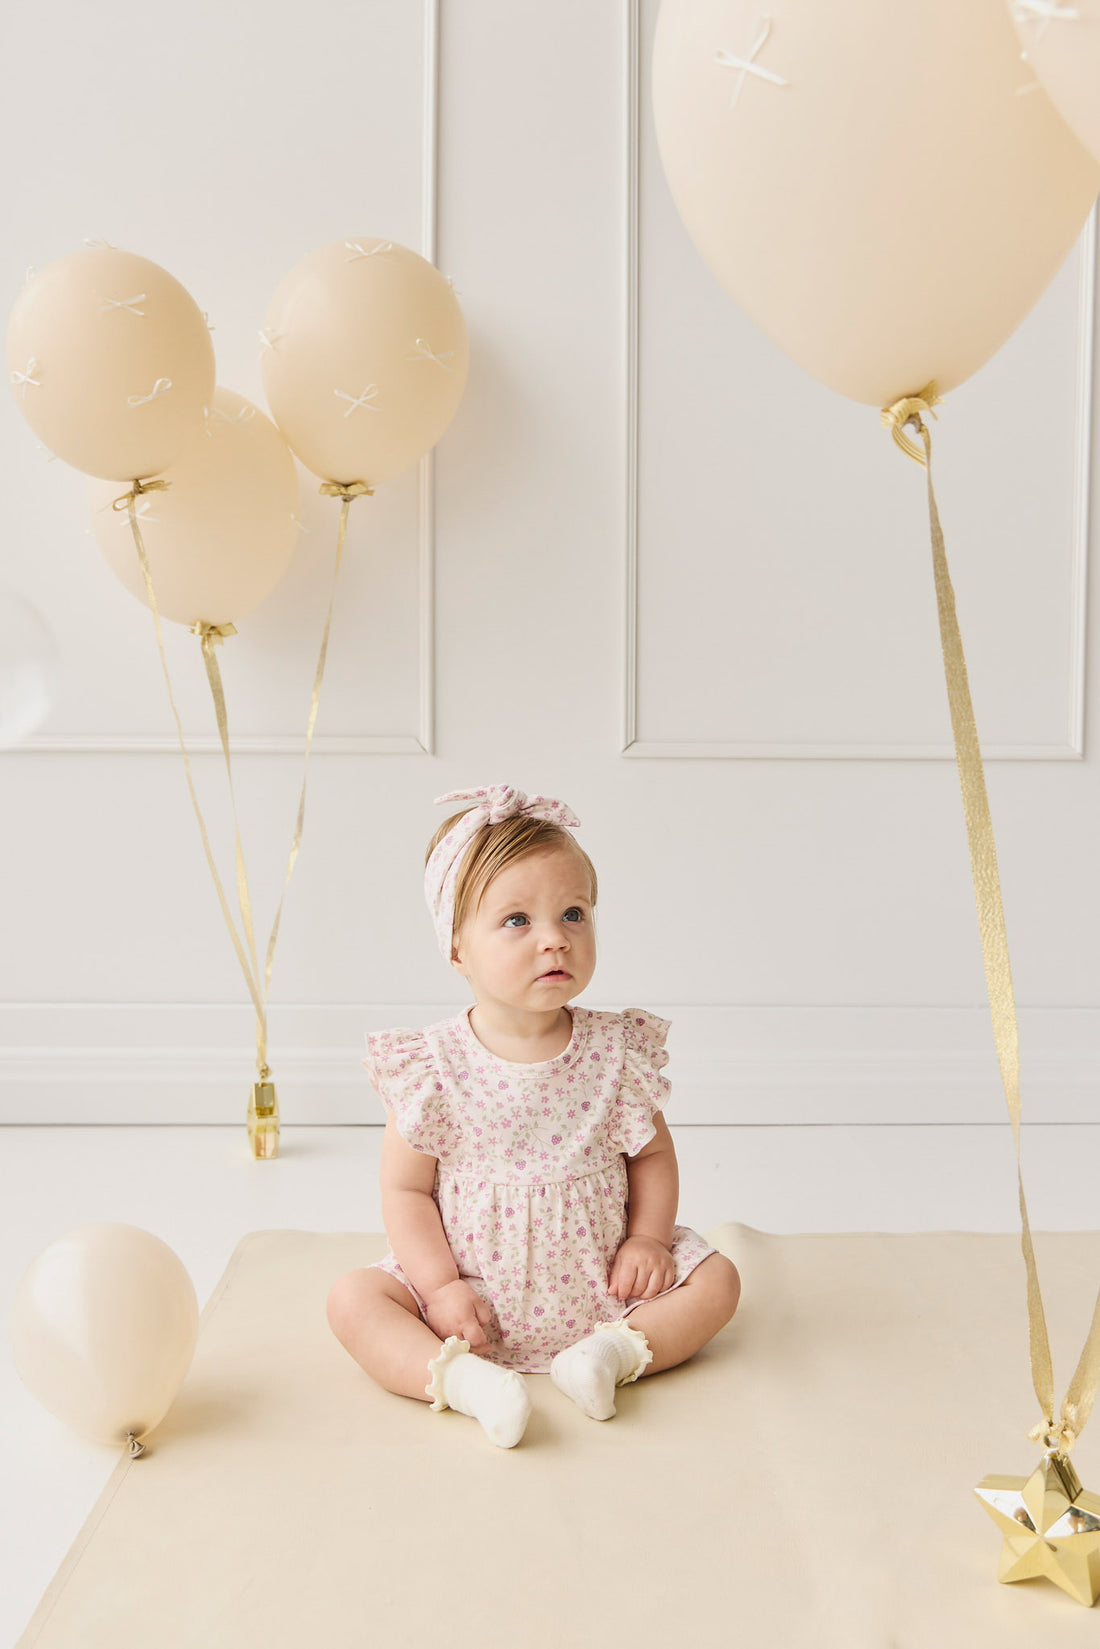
[
  {"x1": 260, "y1": 237, "x2": 468, "y2": 485},
  {"x1": 10, "y1": 1224, "x2": 199, "y2": 1448},
  {"x1": 87, "y1": 387, "x2": 301, "y2": 626},
  {"x1": 1008, "y1": 1, "x2": 1100, "y2": 167},
  {"x1": 651, "y1": 0, "x2": 1100, "y2": 407},
  {"x1": 6, "y1": 247, "x2": 215, "y2": 480}
]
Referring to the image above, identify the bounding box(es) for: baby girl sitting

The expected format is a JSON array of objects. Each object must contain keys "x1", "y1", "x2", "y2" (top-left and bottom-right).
[{"x1": 326, "y1": 783, "x2": 740, "y2": 1446}]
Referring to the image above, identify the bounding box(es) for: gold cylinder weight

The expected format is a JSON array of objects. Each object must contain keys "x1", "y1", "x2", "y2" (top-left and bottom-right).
[{"x1": 247, "y1": 1081, "x2": 280, "y2": 1159}]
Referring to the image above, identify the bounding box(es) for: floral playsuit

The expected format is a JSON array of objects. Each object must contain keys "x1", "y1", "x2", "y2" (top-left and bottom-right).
[{"x1": 363, "y1": 1003, "x2": 718, "y2": 1373}]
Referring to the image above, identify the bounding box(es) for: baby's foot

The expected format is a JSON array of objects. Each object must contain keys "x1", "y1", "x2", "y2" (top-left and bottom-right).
[
  {"x1": 426, "y1": 1337, "x2": 532, "y2": 1448},
  {"x1": 549, "y1": 1321, "x2": 652, "y2": 1420}
]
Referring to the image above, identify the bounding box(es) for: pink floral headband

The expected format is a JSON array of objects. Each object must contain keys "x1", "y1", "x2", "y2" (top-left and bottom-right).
[{"x1": 425, "y1": 784, "x2": 582, "y2": 962}]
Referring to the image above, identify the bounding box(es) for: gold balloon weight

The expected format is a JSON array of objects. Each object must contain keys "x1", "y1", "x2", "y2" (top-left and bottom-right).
[
  {"x1": 247, "y1": 1079, "x2": 280, "y2": 1160},
  {"x1": 976, "y1": 1453, "x2": 1100, "y2": 1608}
]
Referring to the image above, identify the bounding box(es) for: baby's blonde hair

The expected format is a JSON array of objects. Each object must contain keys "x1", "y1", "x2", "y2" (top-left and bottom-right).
[{"x1": 427, "y1": 809, "x2": 599, "y2": 960}]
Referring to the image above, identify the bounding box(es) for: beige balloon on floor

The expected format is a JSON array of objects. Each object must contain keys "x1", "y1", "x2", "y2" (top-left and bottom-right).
[
  {"x1": 6, "y1": 247, "x2": 215, "y2": 480},
  {"x1": 651, "y1": 0, "x2": 1100, "y2": 407},
  {"x1": 88, "y1": 387, "x2": 301, "y2": 627},
  {"x1": 10, "y1": 1223, "x2": 199, "y2": 1449},
  {"x1": 1007, "y1": 0, "x2": 1100, "y2": 167},
  {"x1": 260, "y1": 236, "x2": 468, "y2": 485}
]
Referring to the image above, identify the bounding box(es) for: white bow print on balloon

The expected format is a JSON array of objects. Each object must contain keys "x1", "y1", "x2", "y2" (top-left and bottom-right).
[
  {"x1": 424, "y1": 785, "x2": 582, "y2": 963},
  {"x1": 714, "y1": 16, "x2": 789, "y2": 110}
]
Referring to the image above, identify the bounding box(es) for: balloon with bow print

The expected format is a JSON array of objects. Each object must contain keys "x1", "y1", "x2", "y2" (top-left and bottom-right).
[
  {"x1": 6, "y1": 246, "x2": 214, "y2": 480},
  {"x1": 650, "y1": 0, "x2": 1100, "y2": 407},
  {"x1": 259, "y1": 237, "x2": 469, "y2": 485},
  {"x1": 87, "y1": 387, "x2": 300, "y2": 628}
]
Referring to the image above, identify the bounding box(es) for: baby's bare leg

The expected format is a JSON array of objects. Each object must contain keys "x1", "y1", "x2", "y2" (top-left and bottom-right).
[
  {"x1": 621, "y1": 1253, "x2": 741, "y2": 1376},
  {"x1": 327, "y1": 1268, "x2": 445, "y2": 1402}
]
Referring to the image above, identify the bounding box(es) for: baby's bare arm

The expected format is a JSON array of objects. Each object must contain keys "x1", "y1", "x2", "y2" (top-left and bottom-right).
[
  {"x1": 379, "y1": 1114, "x2": 460, "y2": 1299},
  {"x1": 384, "y1": 1191, "x2": 462, "y2": 1298}
]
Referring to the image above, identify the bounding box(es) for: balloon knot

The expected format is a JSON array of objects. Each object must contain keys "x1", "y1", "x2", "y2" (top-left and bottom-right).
[
  {"x1": 126, "y1": 1431, "x2": 147, "y2": 1458},
  {"x1": 111, "y1": 477, "x2": 172, "y2": 512},
  {"x1": 318, "y1": 480, "x2": 375, "y2": 501},
  {"x1": 880, "y1": 380, "x2": 942, "y2": 468},
  {"x1": 191, "y1": 622, "x2": 238, "y2": 648}
]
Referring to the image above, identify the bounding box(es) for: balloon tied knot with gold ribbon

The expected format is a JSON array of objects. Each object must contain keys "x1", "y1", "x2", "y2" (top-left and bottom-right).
[
  {"x1": 318, "y1": 479, "x2": 375, "y2": 501},
  {"x1": 110, "y1": 476, "x2": 173, "y2": 512},
  {"x1": 880, "y1": 380, "x2": 942, "y2": 467},
  {"x1": 190, "y1": 621, "x2": 237, "y2": 648}
]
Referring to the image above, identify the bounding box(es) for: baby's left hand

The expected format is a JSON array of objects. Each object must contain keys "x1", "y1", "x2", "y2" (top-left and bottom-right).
[{"x1": 607, "y1": 1237, "x2": 676, "y2": 1302}]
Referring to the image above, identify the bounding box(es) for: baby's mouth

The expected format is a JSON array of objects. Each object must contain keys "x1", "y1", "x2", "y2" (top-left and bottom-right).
[{"x1": 538, "y1": 969, "x2": 571, "y2": 981}]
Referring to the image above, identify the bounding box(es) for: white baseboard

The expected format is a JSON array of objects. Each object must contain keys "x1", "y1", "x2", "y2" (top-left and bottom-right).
[{"x1": 1, "y1": 1001, "x2": 1098, "y2": 1125}]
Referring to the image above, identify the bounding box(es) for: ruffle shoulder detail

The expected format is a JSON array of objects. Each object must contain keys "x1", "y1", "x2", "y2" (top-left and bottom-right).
[
  {"x1": 363, "y1": 1026, "x2": 458, "y2": 1161},
  {"x1": 610, "y1": 1008, "x2": 672, "y2": 1159}
]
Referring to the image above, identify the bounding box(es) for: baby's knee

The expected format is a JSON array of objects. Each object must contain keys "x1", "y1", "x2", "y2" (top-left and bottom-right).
[
  {"x1": 721, "y1": 1258, "x2": 742, "y2": 1318},
  {"x1": 702, "y1": 1254, "x2": 741, "y2": 1321},
  {"x1": 326, "y1": 1269, "x2": 368, "y2": 1339}
]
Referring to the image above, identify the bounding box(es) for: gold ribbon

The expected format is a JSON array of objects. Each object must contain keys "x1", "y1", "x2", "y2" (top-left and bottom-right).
[
  {"x1": 190, "y1": 616, "x2": 267, "y2": 1079},
  {"x1": 1029, "y1": 1414, "x2": 1079, "y2": 1455},
  {"x1": 250, "y1": 477, "x2": 375, "y2": 1039},
  {"x1": 110, "y1": 473, "x2": 375, "y2": 1089},
  {"x1": 881, "y1": 385, "x2": 1100, "y2": 1457},
  {"x1": 319, "y1": 480, "x2": 375, "y2": 501},
  {"x1": 880, "y1": 381, "x2": 942, "y2": 462},
  {"x1": 111, "y1": 477, "x2": 171, "y2": 510},
  {"x1": 191, "y1": 621, "x2": 237, "y2": 646}
]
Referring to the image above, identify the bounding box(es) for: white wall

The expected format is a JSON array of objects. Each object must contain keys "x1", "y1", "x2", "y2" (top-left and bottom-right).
[{"x1": 2, "y1": 0, "x2": 1099, "y2": 1132}]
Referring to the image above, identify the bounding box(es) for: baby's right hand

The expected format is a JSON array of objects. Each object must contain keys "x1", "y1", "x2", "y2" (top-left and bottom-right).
[{"x1": 423, "y1": 1280, "x2": 494, "y2": 1355}]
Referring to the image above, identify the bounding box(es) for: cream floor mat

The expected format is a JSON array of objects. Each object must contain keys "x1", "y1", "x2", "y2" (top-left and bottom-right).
[{"x1": 17, "y1": 1224, "x2": 1100, "y2": 1647}]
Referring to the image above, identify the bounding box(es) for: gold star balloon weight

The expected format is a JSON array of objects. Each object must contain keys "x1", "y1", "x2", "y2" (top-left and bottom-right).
[{"x1": 976, "y1": 1444, "x2": 1100, "y2": 1610}]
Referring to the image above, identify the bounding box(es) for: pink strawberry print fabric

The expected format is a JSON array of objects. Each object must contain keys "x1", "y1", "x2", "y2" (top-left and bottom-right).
[{"x1": 362, "y1": 1004, "x2": 718, "y2": 1373}]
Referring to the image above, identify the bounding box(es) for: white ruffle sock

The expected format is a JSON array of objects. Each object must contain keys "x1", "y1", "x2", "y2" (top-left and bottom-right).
[
  {"x1": 424, "y1": 1335, "x2": 532, "y2": 1448},
  {"x1": 548, "y1": 1318, "x2": 653, "y2": 1420}
]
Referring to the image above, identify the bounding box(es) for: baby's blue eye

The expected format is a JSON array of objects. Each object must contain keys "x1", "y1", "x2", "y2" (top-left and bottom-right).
[{"x1": 502, "y1": 908, "x2": 584, "y2": 928}]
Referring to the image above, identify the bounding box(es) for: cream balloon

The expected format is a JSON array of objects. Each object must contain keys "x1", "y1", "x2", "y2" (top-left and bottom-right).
[
  {"x1": 1008, "y1": 0, "x2": 1100, "y2": 166},
  {"x1": 87, "y1": 387, "x2": 301, "y2": 627},
  {"x1": 651, "y1": 0, "x2": 1100, "y2": 407},
  {"x1": 10, "y1": 1224, "x2": 199, "y2": 1448},
  {"x1": 260, "y1": 237, "x2": 468, "y2": 484},
  {"x1": 6, "y1": 247, "x2": 215, "y2": 481}
]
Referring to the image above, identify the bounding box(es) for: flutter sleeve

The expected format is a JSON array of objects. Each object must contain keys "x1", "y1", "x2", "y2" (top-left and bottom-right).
[
  {"x1": 363, "y1": 1026, "x2": 459, "y2": 1160},
  {"x1": 609, "y1": 1008, "x2": 673, "y2": 1158}
]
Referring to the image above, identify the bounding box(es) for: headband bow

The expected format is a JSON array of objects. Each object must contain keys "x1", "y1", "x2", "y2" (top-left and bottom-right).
[{"x1": 425, "y1": 783, "x2": 582, "y2": 962}]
